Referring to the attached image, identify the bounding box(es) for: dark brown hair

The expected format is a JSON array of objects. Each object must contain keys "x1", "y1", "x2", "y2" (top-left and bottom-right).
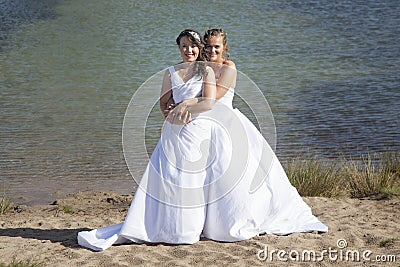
[
  {"x1": 176, "y1": 29, "x2": 208, "y2": 62},
  {"x1": 176, "y1": 29, "x2": 208, "y2": 77}
]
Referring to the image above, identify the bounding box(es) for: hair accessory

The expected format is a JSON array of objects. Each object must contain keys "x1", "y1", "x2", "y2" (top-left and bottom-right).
[{"x1": 187, "y1": 31, "x2": 201, "y2": 43}]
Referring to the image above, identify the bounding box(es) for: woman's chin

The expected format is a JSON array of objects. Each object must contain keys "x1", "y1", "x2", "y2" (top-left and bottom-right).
[{"x1": 210, "y1": 57, "x2": 221, "y2": 63}]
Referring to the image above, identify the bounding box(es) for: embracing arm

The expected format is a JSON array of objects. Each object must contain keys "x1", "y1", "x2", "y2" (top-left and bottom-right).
[
  {"x1": 160, "y1": 70, "x2": 173, "y2": 118},
  {"x1": 173, "y1": 67, "x2": 216, "y2": 118},
  {"x1": 179, "y1": 61, "x2": 236, "y2": 104},
  {"x1": 187, "y1": 67, "x2": 216, "y2": 113}
]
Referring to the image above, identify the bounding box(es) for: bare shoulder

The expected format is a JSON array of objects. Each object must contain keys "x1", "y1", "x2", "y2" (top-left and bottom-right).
[
  {"x1": 223, "y1": 60, "x2": 236, "y2": 69},
  {"x1": 206, "y1": 65, "x2": 216, "y2": 74},
  {"x1": 163, "y1": 69, "x2": 171, "y2": 80}
]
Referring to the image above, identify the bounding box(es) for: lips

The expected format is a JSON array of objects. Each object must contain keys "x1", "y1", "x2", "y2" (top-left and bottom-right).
[{"x1": 185, "y1": 54, "x2": 196, "y2": 60}]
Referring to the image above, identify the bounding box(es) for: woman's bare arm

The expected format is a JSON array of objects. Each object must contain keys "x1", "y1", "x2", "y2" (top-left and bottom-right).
[
  {"x1": 215, "y1": 61, "x2": 237, "y2": 100},
  {"x1": 160, "y1": 70, "x2": 173, "y2": 118},
  {"x1": 177, "y1": 67, "x2": 216, "y2": 115},
  {"x1": 179, "y1": 61, "x2": 236, "y2": 104},
  {"x1": 169, "y1": 67, "x2": 216, "y2": 124}
]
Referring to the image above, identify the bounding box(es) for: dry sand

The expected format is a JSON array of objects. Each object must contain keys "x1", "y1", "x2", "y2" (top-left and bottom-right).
[{"x1": 0, "y1": 191, "x2": 399, "y2": 266}]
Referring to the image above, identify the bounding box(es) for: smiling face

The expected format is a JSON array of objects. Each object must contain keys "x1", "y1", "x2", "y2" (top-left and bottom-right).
[
  {"x1": 206, "y1": 36, "x2": 225, "y2": 63},
  {"x1": 178, "y1": 36, "x2": 199, "y2": 62}
]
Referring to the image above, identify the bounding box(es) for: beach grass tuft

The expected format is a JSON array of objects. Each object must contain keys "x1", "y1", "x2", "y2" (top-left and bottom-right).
[
  {"x1": 285, "y1": 157, "x2": 343, "y2": 198},
  {"x1": 344, "y1": 152, "x2": 400, "y2": 199},
  {"x1": 0, "y1": 186, "x2": 13, "y2": 215},
  {"x1": 58, "y1": 205, "x2": 73, "y2": 214},
  {"x1": 379, "y1": 237, "x2": 400, "y2": 248},
  {"x1": 284, "y1": 151, "x2": 400, "y2": 199},
  {"x1": 0, "y1": 258, "x2": 43, "y2": 267}
]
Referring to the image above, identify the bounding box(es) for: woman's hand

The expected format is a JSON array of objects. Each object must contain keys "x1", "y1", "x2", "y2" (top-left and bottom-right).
[
  {"x1": 162, "y1": 103, "x2": 176, "y2": 118},
  {"x1": 166, "y1": 103, "x2": 192, "y2": 125}
]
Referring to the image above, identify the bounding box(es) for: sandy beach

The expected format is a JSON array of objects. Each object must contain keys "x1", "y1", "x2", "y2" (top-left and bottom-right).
[{"x1": 0, "y1": 190, "x2": 398, "y2": 266}]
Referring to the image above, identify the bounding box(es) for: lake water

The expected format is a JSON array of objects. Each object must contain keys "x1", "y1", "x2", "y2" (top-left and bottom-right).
[{"x1": 1, "y1": 0, "x2": 399, "y2": 205}]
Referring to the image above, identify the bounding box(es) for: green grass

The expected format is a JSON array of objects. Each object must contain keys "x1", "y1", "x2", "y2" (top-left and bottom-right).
[
  {"x1": 0, "y1": 186, "x2": 13, "y2": 215},
  {"x1": 58, "y1": 205, "x2": 73, "y2": 214},
  {"x1": 343, "y1": 152, "x2": 400, "y2": 198},
  {"x1": 284, "y1": 151, "x2": 400, "y2": 199},
  {"x1": 379, "y1": 237, "x2": 400, "y2": 248},
  {"x1": 382, "y1": 150, "x2": 400, "y2": 176},
  {"x1": 285, "y1": 157, "x2": 343, "y2": 198},
  {"x1": 0, "y1": 258, "x2": 43, "y2": 267}
]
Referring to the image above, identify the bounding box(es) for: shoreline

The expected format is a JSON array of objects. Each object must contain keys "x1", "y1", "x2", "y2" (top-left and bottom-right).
[
  {"x1": 0, "y1": 190, "x2": 399, "y2": 266},
  {"x1": 5, "y1": 149, "x2": 400, "y2": 206}
]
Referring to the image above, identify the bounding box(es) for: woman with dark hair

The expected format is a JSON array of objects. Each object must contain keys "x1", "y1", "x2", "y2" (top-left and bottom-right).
[
  {"x1": 77, "y1": 29, "x2": 217, "y2": 251},
  {"x1": 161, "y1": 29, "x2": 213, "y2": 123}
]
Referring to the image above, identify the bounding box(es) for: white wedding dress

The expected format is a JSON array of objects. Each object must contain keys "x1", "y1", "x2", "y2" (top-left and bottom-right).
[{"x1": 77, "y1": 66, "x2": 327, "y2": 251}]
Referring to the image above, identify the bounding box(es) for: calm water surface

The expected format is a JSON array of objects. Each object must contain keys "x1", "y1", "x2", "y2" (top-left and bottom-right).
[{"x1": 1, "y1": 0, "x2": 399, "y2": 204}]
